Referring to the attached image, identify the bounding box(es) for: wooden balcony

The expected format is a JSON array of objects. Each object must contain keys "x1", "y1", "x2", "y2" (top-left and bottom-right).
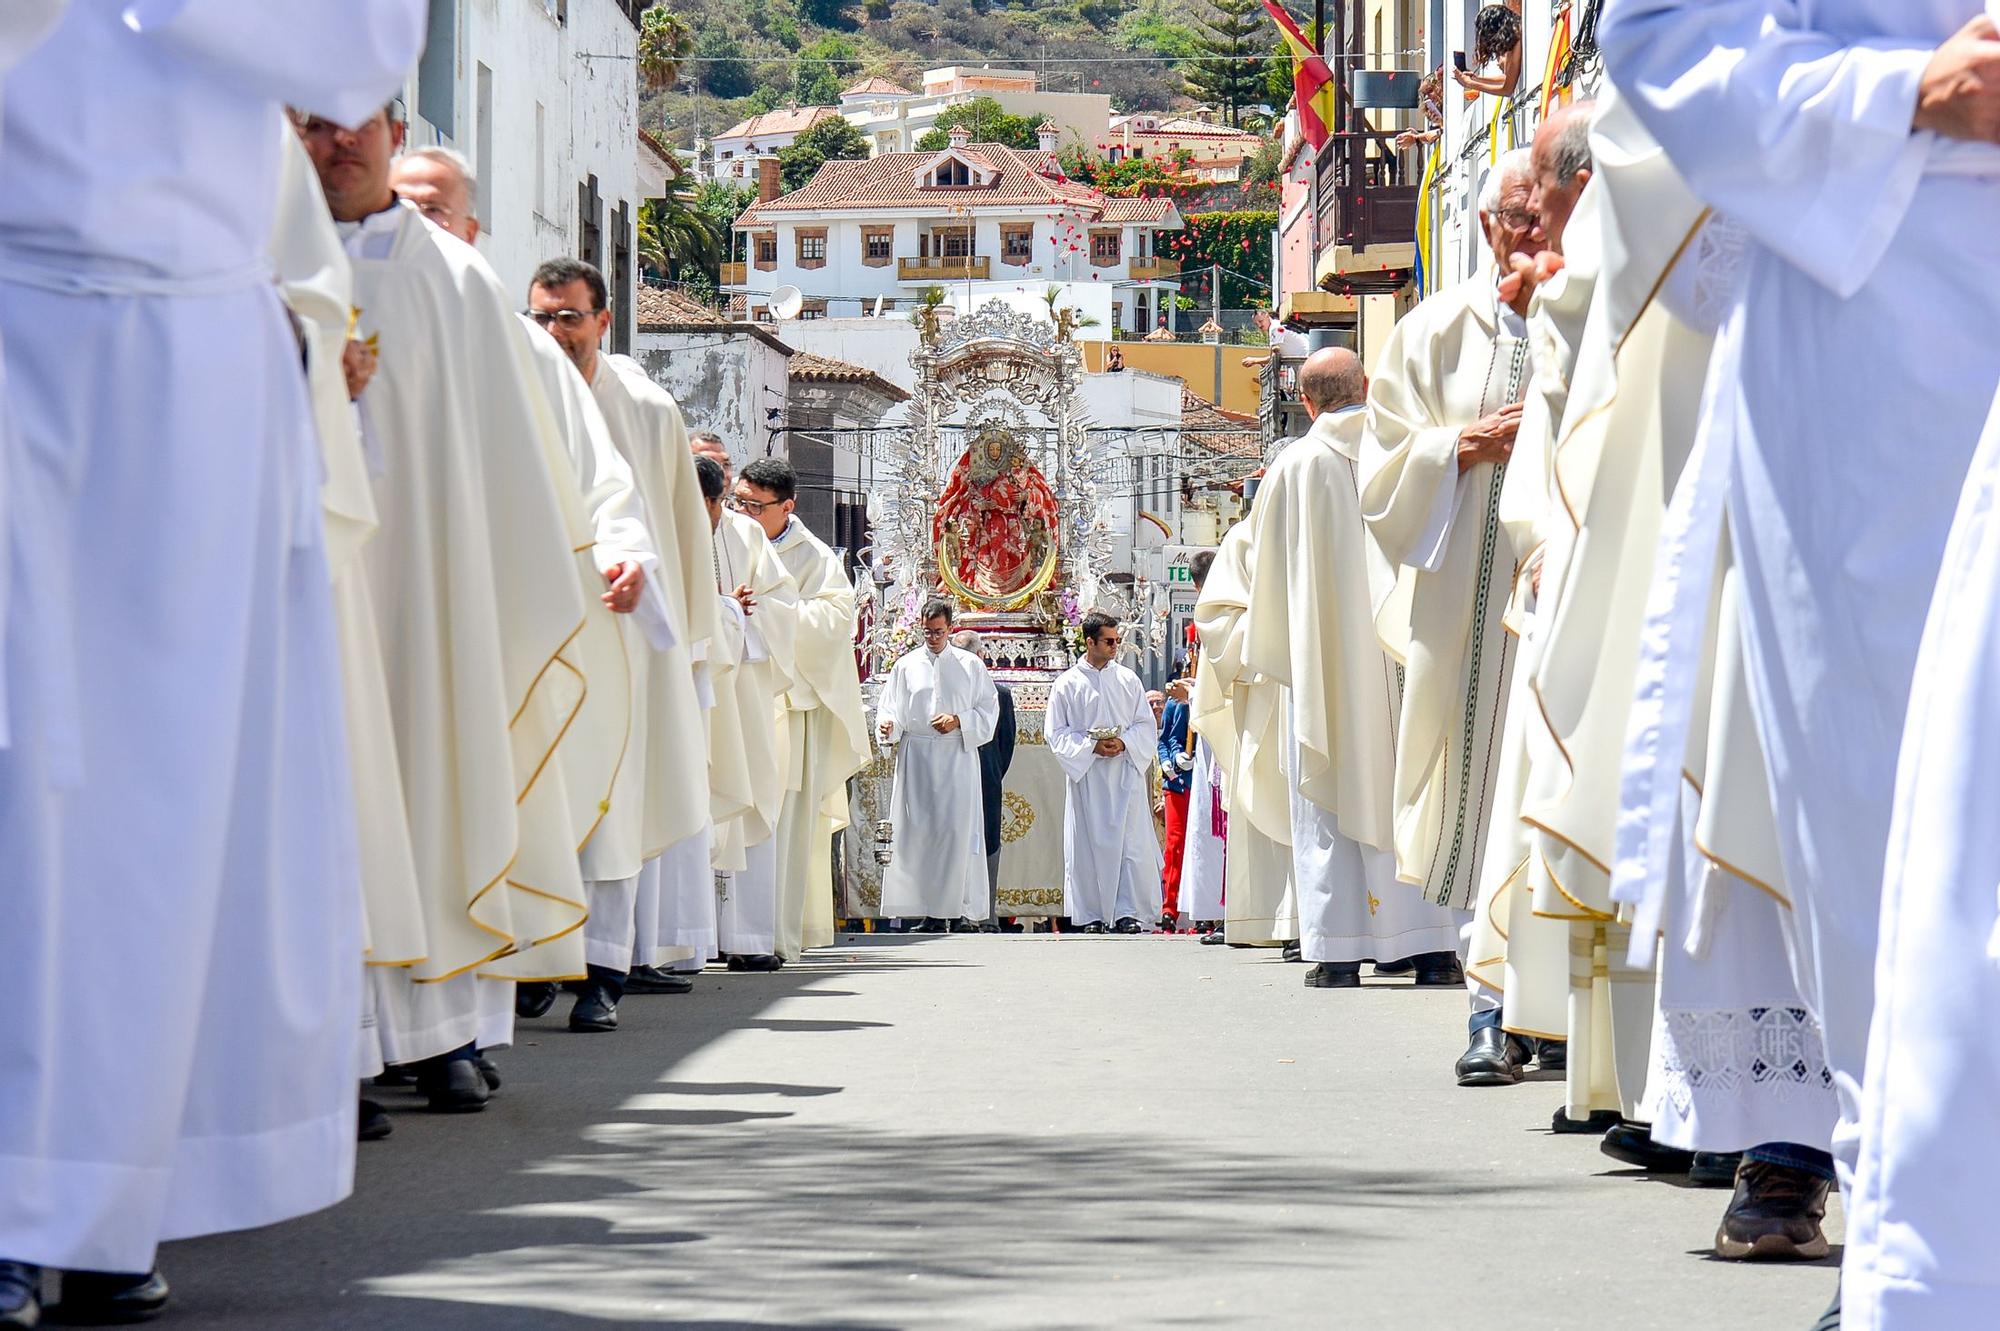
[
  {"x1": 720, "y1": 262, "x2": 747, "y2": 286},
  {"x1": 1128, "y1": 255, "x2": 1182, "y2": 280},
  {"x1": 899, "y1": 255, "x2": 991, "y2": 281}
]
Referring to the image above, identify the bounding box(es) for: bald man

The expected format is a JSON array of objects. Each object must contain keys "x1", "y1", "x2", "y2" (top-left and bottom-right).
[{"x1": 1244, "y1": 349, "x2": 1460, "y2": 987}]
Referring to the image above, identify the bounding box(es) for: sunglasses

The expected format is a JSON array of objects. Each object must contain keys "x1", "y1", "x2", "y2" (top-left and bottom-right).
[{"x1": 526, "y1": 307, "x2": 598, "y2": 328}]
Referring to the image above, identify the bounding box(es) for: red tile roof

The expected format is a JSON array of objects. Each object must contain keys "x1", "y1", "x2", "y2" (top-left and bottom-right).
[
  {"x1": 843, "y1": 76, "x2": 914, "y2": 96},
  {"x1": 715, "y1": 106, "x2": 841, "y2": 143},
  {"x1": 1098, "y1": 197, "x2": 1177, "y2": 224},
  {"x1": 789, "y1": 352, "x2": 912, "y2": 402}
]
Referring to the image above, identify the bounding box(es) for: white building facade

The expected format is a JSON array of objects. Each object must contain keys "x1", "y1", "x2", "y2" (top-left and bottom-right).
[
  {"x1": 727, "y1": 131, "x2": 1185, "y2": 339},
  {"x1": 403, "y1": 0, "x2": 656, "y2": 350}
]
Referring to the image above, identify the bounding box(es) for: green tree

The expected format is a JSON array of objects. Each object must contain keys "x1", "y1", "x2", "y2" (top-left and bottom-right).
[
  {"x1": 776, "y1": 114, "x2": 870, "y2": 192},
  {"x1": 1242, "y1": 136, "x2": 1283, "y2": 192},
  {"x1": 636, "y1": 6, "x2": 694, "y2": 92},
  {"x1": 1185, "y1": 0, "x2": 1267, "y2": 126},
  {"x1": 792, "y1": 33, "x2": 860, "y2": 104},
  {"x1": 863, "y1": 0, "x2": 891, "y2": 16},
  {"x1": 912, "y1": 95, "x2": 1043, "y2": 151},
  {"x1": 693, "y1": 178, "x2": 758, "y2": 231},
  {"x1": 639, "y1": 177, "x2": 724, "y2": 282},
  {"x1": 798, "y1": 0, "x2": 856, "y2": 27},
  {"x1": 1114, "y1": 5, "x2": 1201, "y2": 63},
  {"x1": 693, "y1": 27, "x2": 756, "y2": 99}
]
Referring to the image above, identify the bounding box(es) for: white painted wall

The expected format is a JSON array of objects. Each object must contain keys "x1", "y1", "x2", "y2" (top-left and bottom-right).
[
  {"x1": 632, "y1": 328, "x2": 792, "y2": 465},
  {"x1": 406, "y1": 0, "x2": 641, "y2": 323},
  {"x1": 772, "y1": 318, "x2": 923, "y2": 393}
]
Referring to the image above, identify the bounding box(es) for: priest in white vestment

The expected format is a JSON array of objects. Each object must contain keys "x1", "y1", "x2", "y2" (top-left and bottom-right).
[
  {"x1": 732, "y1": 458, "x2": 872, "y2": 962},
  {"x1": 532, "y1": 258, "x2": 718, "y2": 1015},
  {"x1": 311, "y1": 107, "x2": 594, "y2": 1108},
  {"x1": 1047, "y1": 614, "x2": 1164, "y2": 931},
  {"x1": 701, "y1": 456, "x2": 804, "y2": 970},
  {"x1": 1604, "y1": 0, "x2": 2000, "y2": 1245},
  {"x1": 1245, "y1": 350, "x2": 1461, "y2": 986},
  {"x1": 875, "y1": 599, "x2": 1001, "y2": 926},
  {"x1": 1359, "y1": 148, "x2": 1538, "y2": 1074},
  {"x1": 1191, "y1": 521, "x2": 1297, "y2": 946},
  {"x1": 0, "y1": 2, "x2": 422, "y2": 1314}
]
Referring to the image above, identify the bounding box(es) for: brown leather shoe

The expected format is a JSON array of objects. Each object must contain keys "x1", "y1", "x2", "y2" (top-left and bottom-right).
[{"x1": 1714, "y1": 1160, "x2": 1831, "y2": 1261}]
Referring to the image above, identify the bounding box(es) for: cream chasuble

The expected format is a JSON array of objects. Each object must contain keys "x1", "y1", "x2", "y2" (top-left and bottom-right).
[
  {"x1": 344, "y1": 203, "x2": 590, "y2": 983},
  {"x1": 708, "y1": 508, "x2": 800, "y2": 871},
  {"x1": 769, "y1": 518, "x2": 871, "y2": 958},
  {"x1": 1247, "y1": 407, "x2": 1457, "y2": 962},
  {"x1": 876, "y1": 644, "x2": 1001, "y2": 920},
  {"x1": 269, "y1": 126, "x2": 426, "y2": 971},
  {"x1": 587, "y1": 354, "x2": 714, "y2": 861},
  {"x1": 1191, "y1": 520, "x2": 1296, "y2": 944},
  {"x1": 1360, "y1": 274, "x2": 1527, "y2": 911}
]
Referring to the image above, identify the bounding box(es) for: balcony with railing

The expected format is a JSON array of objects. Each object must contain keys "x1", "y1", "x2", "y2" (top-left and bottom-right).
[
  {"x1": 898, "y1": 255, "x2": 991, "y2": 281},
  {"x1": 720, "y1": 261, "x2": 747, "y2": 286},
  {"x1": 1128, "y1": 255, "x2": 1182, "y2": 281}
]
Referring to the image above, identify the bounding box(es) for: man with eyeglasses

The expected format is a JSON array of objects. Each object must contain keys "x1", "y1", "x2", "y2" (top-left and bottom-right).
[
  {"x1": 302, "y1": 99, "x2": 602, "y2": 1109},
  {"x1": 1047, "y1": 614, "x2": 1163, "y2": 934},
  {"x1": 529, "y1": 256, "x2": 719, "y2": 1019},
  {"x1": 729, "y1": 458, "x2": 872, "y2": 962},
  {"x1": 1357, "y1": 147, "x2": 1540, "y2": 1089},
  {"x1": 875, "y1": 599, "x2": 1000, "y2": 933}
]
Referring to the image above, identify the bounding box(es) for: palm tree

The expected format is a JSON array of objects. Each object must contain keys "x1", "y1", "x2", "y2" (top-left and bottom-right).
[
  {"x1": 638, "y1": 176, "x2": 722, "y2": 281},
  {"x1": 637, "y1": 6, "x2": 694, "y2": 92}
]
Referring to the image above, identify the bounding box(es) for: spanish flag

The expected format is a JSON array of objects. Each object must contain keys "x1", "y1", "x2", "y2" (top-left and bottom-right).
[{"x1": 1261, "y1": 0, "x2": 1337, "y2": 150}]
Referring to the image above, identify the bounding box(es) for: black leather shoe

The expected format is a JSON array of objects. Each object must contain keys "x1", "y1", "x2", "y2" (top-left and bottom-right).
[
  {"x1": 1198, "y1": 928, "x2": 1226, "y2": 945},
  {"x1": 1454, "y1": 1027, "x2": 1527, "y2": 1086},
  {"x1": 725, "y1": 953, "x2": 784, "y2": 972},
  {"x1": 0, "y1": 1262, "x2": 40, "y2": 1329},
  {"x1": 1535, "y1": 1039, "x2": 1568, "y2": 1072},
  {"x1": 358, "y1": 1098, "x2": 392, "y2": 1142},
  {"x1": 1599, "y1": 1120, "x2": 1694, "y2": 1172},
  {"x1": 1372, "y1": 958, "x2": 1414, "y2": 976},
  {"x1": 54, "y1": 1269, "x2": 169, "y2": 1324},
  {"x1": 1690, "y1": 1151, "x2": 1743, "y2": 1187},
  {"x1": 568, "y1": 984, "x2": 618, "y2": 1033},
  {"x1": 416, "y1": 1056, "x2": 489, "y2": 1113},
  {"x1": 1157, "y1": 913, "x2": 1177, "y2": 931},
  {"x1": 996, "y1": 918, "x2": 1025, "y2": 933},
  {"x1": 1112, "y1": 917, "x2": 1143, "y2": 934},
  {"x1": 1080, "y1": 922, "x2": 1107, "y2": 934},
  {"x1": 515, "y1": 982, "x2": 558, "y2": 1020},
  {"x1": 1409, "y1": 951, "x2": 1464, "y2": 987},
  {"x1": 1551, "y1": 1108, "x2": 1621, "y2": 1134},
  {"x1": 624, "y1": 965, "x2": 695, "y2": 995},
  {"x1": 1715, "y1": 1160, "x2": 1831, "y2": 1261},
  {"x1": 1281, "y1": 940, "x2": 1302, "y2": 962},
  {"x1": 1303, "y1": 962, "x2": 1361, "y2": 988}
]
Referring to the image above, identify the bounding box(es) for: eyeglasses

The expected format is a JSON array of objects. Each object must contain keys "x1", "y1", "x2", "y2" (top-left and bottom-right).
[
  {"x1": 726, "y1": 494, "x2": 775, "y2": 516},
  {"x1": 921, "y1": 627, "x2": 951, "y2": 639},
  {"x1": 526, "y1": 308, "x2": 598, "y2": 328},
  {"x1": 1492, "y1": 207, "x2": 1535, "y2": 229}
]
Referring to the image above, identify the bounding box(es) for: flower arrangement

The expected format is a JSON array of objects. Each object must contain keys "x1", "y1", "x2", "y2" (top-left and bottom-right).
[
  {"x1": 1051, "y1": 585, "x2": 1086, "y2": 661},
  {"x1": 882, "y1": 586, "x2": 925, "y2": 663}
]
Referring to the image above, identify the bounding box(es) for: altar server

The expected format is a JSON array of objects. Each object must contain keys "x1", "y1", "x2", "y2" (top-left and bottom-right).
[
  {"x1": 1249, "y1": 349, "x2": 1461, "y2": 987},
  {"x1": 1048, "y1": 614, "x2": 1164, "y2": 932},
  {"x1": 732, "y1": 458, "x2": 872, "y2": 961},
  {"x1": 0, "y1": 2, "x2": 422, "y2": 1319},
  {"x1": 876, "y1": 599, "x2": 1001, "y2": 926},
  {"x1": 1358, "y1": 148, "x2": 1537, "y2": 1074},
  {"x1": 706, "y1": 455, "x2": 803, "y2": 971},
  {"x1": 532, "y1": 257, "x2": 717, "y2": 1020}
]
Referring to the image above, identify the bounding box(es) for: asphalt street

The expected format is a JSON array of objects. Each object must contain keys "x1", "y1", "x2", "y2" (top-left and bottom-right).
[{"x1": 161, "y1": 933, "x2": 1842, "y2": 1328}]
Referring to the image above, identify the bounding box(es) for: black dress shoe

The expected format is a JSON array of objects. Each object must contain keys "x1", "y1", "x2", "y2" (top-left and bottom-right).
[
  {"x1": 1080, "y1": 922, "x2": 1107, "y2": 934},
  {"x1": 1372, "y1": 958, "x2": 1414, "y2": 977},
  {"x1": 1303, "y1": 962, "x2": 1361, "y2": 988},
  {"x1": 1112, "y1": 917, "x2": 1143, "y2": 934},
  {"x1": 416, "y1": 1056, "x2": 489, "y2": 1113},
  {"x1": 0, "y1": 1262, "x2": 41, "y2": 1329},
  {"x1": 1550, "y1": 1108, "x2": 1621, "y2": 1134},
  {"x1": 1408, "y1": 951, "x2": 1464, "y2": 987},
  {"x1": 1198, "y1": 928, "x2": 1226, "y2": 945},
  {"x1": 1281, "y1": 940, "x2": 1302, "y2": 962},
  {"x1": 1689, "y1": 1151, "x2": 1743, "y2": 1188},
  {"x1": 1157, "y1": 912, "x2": 1177, "y2": 931},
  {"x1": 515, "y1": 982, "x2": 558, "y2": 1020},
  {"x1": 54, "y1": 1270, "x2": 169, "y2": 1324},
  {"x1": 1599, "y1": 1120, "x2": 1695, "y2": 1172},
  {"x1": 569, "y1": 983, "x2": 618, "y2": 1033},
  {"x1": 472, "y1": 1055, "x2": 502, "y2": 1093},
  {"x1": 358, "y1": 1098, "x2": 392, "y2": 1142},
  {"x1": 1454, "y1": 1027, "x2": 1528, "y2": 1087},
  {"x1": 1534, "y1": 1039, "x2": 1567, "y2": 1072},
  {"x1": 624, "y1": 965, "x2": 696, "y2": 994},
  {"x1": 725, "y1": 953, "x2": 784, "y2": 972}
]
